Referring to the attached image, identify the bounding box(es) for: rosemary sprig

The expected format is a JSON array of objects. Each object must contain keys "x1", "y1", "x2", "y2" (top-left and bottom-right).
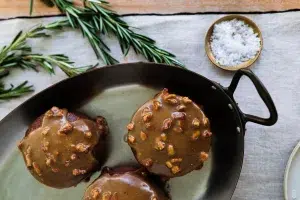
[
  {"x1": 85, "y1": 0, "x2": 184, "y2": 67},
  {"x1": 50, "y1": 0, "x2": 118, "y2": 65},
  {"x1": 0, "y1": 25, "x2": 49, "y2": 65},
  {"x1": 30, "y1": 0, "x2": 184, "y2": 67},
  {"x1": 0, "y1": 22, "x2": 95, "y2": 99},
  {"x1": 1, "y1": 54, "x2": 95, "y2": 77},
  {"x1": 23, "y1": 54, "x2": 96, "y2": 77},
  {"x1": 0, "y1": 70, "x2": 33, "y2": 100},
  {"x1": 0, "y1": 80, "x2": 34, "y2": 100},
  {"x1": 0, "y1": 22, "x2": 95, "y2": 77}
]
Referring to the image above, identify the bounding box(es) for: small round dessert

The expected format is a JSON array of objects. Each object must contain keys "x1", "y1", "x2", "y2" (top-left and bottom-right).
[
  {"x1": 126, "y1": 88, "x2": 212, "y2": 178},
  {"x1": 83, "y1": 167, "x2": 169, "y2": 200},
  {"x1": 18, "y1": 106, "x2": 109, "y2": 188}
]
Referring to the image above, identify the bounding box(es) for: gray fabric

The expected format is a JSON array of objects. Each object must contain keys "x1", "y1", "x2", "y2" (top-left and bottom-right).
[{"x1": 1, "y1": 12, "x2": 300, "y2": 199}]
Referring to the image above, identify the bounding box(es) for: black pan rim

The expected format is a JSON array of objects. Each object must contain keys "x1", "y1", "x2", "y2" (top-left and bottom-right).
[{"x1": 0, "y1": 61, "x2": 246, "y2": 200}]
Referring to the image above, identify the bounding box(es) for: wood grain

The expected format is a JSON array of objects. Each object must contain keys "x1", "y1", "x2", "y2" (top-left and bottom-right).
[{"x1": 0, "y1": 0, "x2": 299, "y2": 18}]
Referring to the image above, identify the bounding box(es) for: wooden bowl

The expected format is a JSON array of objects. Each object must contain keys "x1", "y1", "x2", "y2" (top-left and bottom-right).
[{"x1": 205, "y1": 15, "x2": 263, "y2": 71}]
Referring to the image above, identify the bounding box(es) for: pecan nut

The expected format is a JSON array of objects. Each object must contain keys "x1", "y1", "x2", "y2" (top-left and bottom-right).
[
  {"x1": 171, "y1": 112, "x2": 186, "y2": 120},
  {"x1": 162, "y1": 118, "x2": 172, "y2": 130}
]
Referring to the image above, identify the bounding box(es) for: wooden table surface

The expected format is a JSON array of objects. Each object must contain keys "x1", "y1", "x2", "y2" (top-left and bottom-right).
[{"x1": 0, "y1": 0, "x2": 299, "y2": 18}]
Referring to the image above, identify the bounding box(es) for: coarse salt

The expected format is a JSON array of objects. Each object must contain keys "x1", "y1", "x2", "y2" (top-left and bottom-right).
[{"x1": 210, "y1": 18, "x2": 261, "y2": 67}]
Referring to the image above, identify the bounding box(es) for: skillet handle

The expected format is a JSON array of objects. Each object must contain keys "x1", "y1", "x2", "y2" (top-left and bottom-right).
[{"x1": 227, "y1": 69, "x2": 278, "y2": 126}]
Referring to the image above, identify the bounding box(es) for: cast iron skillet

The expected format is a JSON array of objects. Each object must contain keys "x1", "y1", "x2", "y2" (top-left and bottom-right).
[{"x1": 0, "y1": 62, "x2": 277, "y2": 199}]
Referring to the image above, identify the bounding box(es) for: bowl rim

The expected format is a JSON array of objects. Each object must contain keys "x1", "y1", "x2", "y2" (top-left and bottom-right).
[
  {"x1": 284, "y1": 141, "x2": 300, "y2": 200},
  {"x1": 205, "y1": 14, "x2": 263, "y2": 71}
]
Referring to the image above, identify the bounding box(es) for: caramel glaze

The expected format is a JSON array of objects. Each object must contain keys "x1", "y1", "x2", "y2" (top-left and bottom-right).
[
  {"x1": 127, "y1": 89, "x2": 212, "y2": 178},
  {"x1": 18, "y1": 107, "x2": 109, "y2": 188},
  {"x1": 83, "y1": 167, "x2": 169, "y2": 200}
]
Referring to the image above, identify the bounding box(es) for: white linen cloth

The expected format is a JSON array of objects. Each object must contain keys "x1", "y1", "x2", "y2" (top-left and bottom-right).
[{"x1": 1, "y1": 12, "x2": 300, "y2": 199}]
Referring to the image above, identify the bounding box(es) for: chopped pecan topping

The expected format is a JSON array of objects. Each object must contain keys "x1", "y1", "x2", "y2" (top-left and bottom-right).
[
  {"x1": 166, "y1": 161, "x2": 173, "y2": 168},
  {"x1": 200, "y1": 151, "x2": 209, "y2": 162},
  {"x1": 51, "y1": 107, "x2": 64, "y2": 117},
  {"x1": 128, "y1": 135, "x2": 136, "y2": 144},
  {"x1": 102, "y1": 191, "x2": 112, "y2": 200},
  {"x1": 59, "y1": 122, "x2": 73, "y2": 134},
  {"x1": 167, "y1": 144, "x2": 175, "y2": 156},
  {"x1": 32, "y1": 162, "x2": 42, "y2": 176},
  {"x1": 142, "y1": 107, "x2": 151, "y2": 115},
  {"x1": 153, "y1": 100, "x2": 162, "y2": 110},
  {"x1": 141, "y1": 107, "x2": 153, "y2": 121},
  {"x1": 163, "y1": 94, "x2": 176, "y2": 100},
  {"x1": 75, "y1": 143, "x2": 90, "y2": 153},
  {"x1": 171, "y1": 158, "x2": 183, "y2": 163},
  {"x1": 90, "y1": 188, "x2": 100, "y2": 199},
  {"x1": 176, "y1": 120, "x2": 184, "y2": 127},
  {"x1": 192, "y1": 118, "x2": 200, "y2": 128},
  {"x1": 142, "y1": 112, "x2": 153, "y2": 122},
  {"x1": 51, "y1": 106, "x2": 60, "y2": 113},
  {"x1": 191, "y1": 130, "x2": 201, "y2": 140},
  {"x1": 45, "y1": 110, "x2": 54, "y2": 117},
  {"x1": 46, "y1": 158, "x2": 52, "y2": 167},
  {"x1": 165, "y1": 98, "x2": 178, "y2": 105},
  {"x1": 160, "y1": 133, "x2": 167, "y2": 141},
  {"x1": 140, "y1": 131, "x2": 147, "y2": 141},
  {"x1": 176, "y1": 104, "x2": 186, "y2": 111},
  {"x1": 46, "y1": 153, "x2": 57, "y2": 163},
  {"x1": 173, "y1": 127, "x2": 183, "y2": 133},
  {"x1": 171, "y1": 112, "x2": 186, "y2": 120},
  {"x1": 141, "y1": 158, "x2": 153, "y2": 167},
  {"x1": 162, "y1": 118, "x2": 172, "y2": 130},
  {"x1": 163, "y1": 94, "x2": 178, "y2": 104},
  {"x1": 72, "y1": 169, "x2": 87, "y2": 176},
  {"x1": 25, "y1": 154, "x2": 32, "y2": 167},
  {"x1": 203, "y1": 117, "x2": 209, "y2": 126},
  {"x1": 182, "y1": 97, "x2": 192, "y2": 104},
  {"x1": 154, "y1": 138, "x2": 166, "y2": 151},
  {"x1": 51, "y1": 168, "x2": 59, "y2": 173},
  {"x1": 127, "y1": 122, "x2": 134, "y2": 131},
  {"x1": 162, "y1": 88, "x2": 169, "y2": 94},
  {"x1": 71, "y1": 154, "x2": 77, "y2": 160},
  {"x1": 41, "y1": 141, "x2": 50, "y2": 152},
  {"x1": 41, "y1": 126, "x2": 50, "y2": 135},
  {"x1": 171, "y1": 166, "x2": 181, "y2": 174},
  {"x1": 145, "y1": 123, "x2": 151, "y2": 129},
  {"x1": 25, "y1": 147, "x2": 32, "y2": 166},
  {"x1": 202, "y1": 130, "x2": 212, "y2": 138},
  {"x1": 84, "y1": 131, "x2": 92, "y2": 138},
  {"x1": 26, "y1": 146, "x2": 31, "y2": 154},
  {"x1": 65, "y1": 160, "x2": 71, "y2": 167}
]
